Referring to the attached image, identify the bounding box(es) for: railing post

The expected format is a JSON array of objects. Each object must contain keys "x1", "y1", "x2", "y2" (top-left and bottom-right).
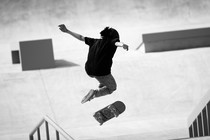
[
  {"x1": 29, "y1": 135, "x2": 34, "y2": 140},
  {"x1": 37, "y1": 127, "x2": 41, "y2": 140},
  {"x1": 45, "y1": 121, "x2": 50, "y2": 140},
  {"x1": 56, "y1": 130, "x2": 60, "y2": 140}
]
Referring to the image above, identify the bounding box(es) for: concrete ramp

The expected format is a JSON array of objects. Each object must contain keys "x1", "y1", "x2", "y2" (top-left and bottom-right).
[{"x1": 143, "y1": 27, "x2": 210, "y2": 52}]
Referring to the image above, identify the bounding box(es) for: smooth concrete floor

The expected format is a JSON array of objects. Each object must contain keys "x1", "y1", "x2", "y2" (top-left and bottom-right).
[{"x1": 1, "y1": 47, "x2": 210, "y2": 140}]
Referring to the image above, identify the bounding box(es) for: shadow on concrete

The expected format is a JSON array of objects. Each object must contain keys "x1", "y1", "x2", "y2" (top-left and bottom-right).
[{"x1": 54, "y1": 59, "x2": 79, "y2": 68}]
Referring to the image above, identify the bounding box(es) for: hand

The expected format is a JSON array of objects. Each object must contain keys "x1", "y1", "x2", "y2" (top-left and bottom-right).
[
  {"x1": 123, "y1": 44, "x2": 129, "y2": 51},
  {"x1": 58, "y1": 24, "x2": 69, "y2": 33}
]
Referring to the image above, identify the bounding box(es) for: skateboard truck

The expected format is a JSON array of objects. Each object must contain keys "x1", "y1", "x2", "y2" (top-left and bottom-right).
[{"x1": 108, "y1": 105, "x2": 120, "y2": 117}]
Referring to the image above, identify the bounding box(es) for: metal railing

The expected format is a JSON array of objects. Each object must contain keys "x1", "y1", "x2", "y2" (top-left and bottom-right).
[
  {"x1": 29, "y1": 116, "x2": 74, "y2": 140},
  {"x1": 188, "y1": 91, "x2": 210, "y2": 138}
]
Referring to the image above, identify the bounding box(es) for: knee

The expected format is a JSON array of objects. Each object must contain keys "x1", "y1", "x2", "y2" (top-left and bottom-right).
[{"x1": 109, "y1": 84, "x2": 117, "y2": 94}]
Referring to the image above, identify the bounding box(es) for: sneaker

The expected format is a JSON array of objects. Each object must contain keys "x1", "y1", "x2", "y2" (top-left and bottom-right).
[{"x1": 81, "y1": 89, "x2": 95, "y2": 104}]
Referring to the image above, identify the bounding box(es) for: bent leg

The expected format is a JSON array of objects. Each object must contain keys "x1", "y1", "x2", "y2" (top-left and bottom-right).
[{"x1": 94, "y1": 74, "x2": 117, "y2": 98}]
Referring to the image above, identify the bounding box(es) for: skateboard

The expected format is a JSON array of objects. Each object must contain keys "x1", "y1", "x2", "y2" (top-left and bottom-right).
[{"x1": 93, "y1": 101, "x2": 126, "y2": 125}]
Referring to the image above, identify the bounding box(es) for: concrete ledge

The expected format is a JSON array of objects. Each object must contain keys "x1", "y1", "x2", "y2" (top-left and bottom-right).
[
  {"x1": 143, "y1": 27, "x2": 210, "y2": 52},
  {"x1": 11, "y1": 50, "x2": 20, "y2": 64},
  {"x1": 10, "y1": 41, "x2": 20, "y2": 64},
  {"x1": 19, "y1": 39, "x2": 55, "y2": 71}
]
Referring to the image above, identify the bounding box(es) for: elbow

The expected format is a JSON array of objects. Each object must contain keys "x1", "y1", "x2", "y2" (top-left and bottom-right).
[
  {"x1": 79, "y1": 35, "x2": 85, "y2": 41},
  {"x1": 115, "y1": 42, "x2": 123, "y2": 47}
]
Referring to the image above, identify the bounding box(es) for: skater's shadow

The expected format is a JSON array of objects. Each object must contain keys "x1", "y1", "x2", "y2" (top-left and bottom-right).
[{"x1": 55, "y1": 59, "x2": 79, "y2": 68}]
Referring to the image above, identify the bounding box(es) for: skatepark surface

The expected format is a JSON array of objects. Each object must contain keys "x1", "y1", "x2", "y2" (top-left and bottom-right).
[{"x1": 1, "y1": 0, "x2": 210, "y2": 140}]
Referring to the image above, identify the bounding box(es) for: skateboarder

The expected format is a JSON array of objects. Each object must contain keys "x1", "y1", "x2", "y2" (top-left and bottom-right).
[{"x1": 58, "y1": 24, "x2": 129, "y2": 104}]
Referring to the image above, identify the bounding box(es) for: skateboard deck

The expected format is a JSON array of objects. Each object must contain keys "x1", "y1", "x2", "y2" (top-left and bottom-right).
[{"x1": 93, "y1": 101, "x2": 126, "y2": 125}]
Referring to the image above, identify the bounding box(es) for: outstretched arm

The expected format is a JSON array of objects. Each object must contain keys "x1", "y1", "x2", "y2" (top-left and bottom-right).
[
  {"x1": 115, "y1": 42, "x2": 129, "y2": 51},
  {"x1": 58, "y1": 24, "x2": 85, "y2": 42}
]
